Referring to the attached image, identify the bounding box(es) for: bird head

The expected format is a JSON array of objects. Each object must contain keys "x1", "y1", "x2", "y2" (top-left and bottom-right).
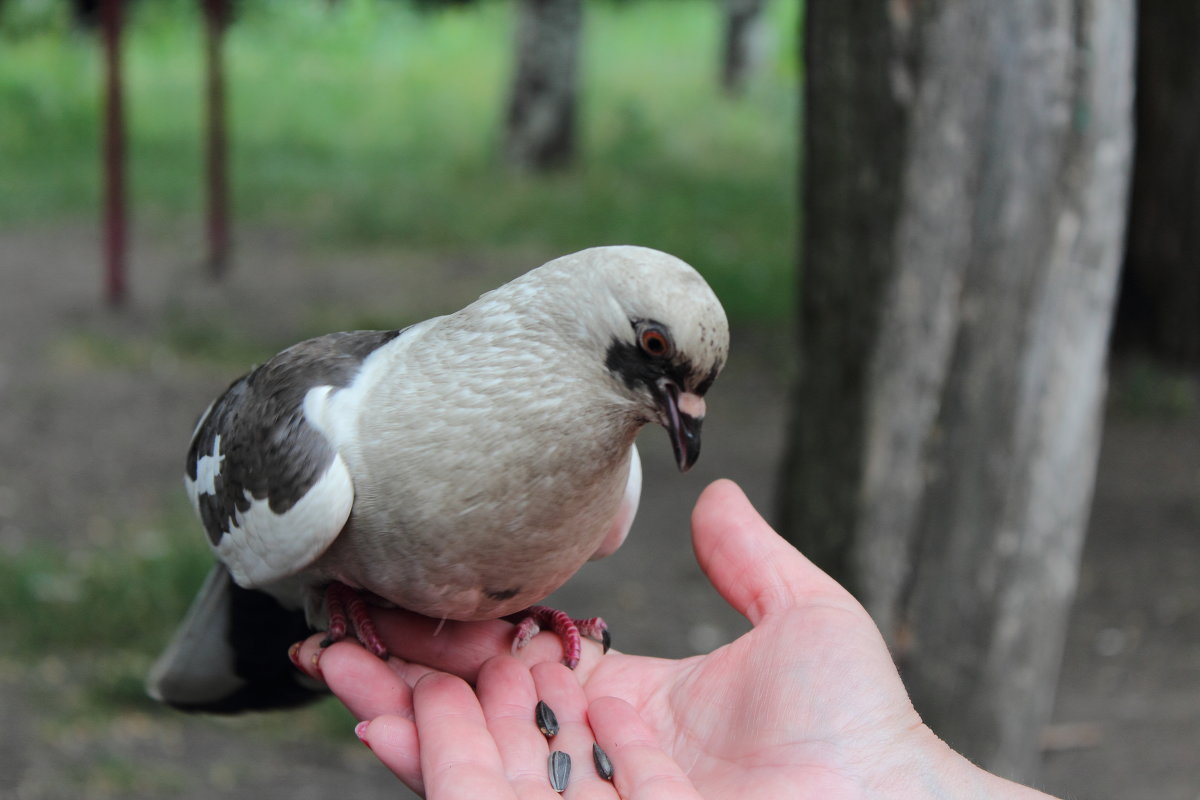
[{"x1": 536, "y1": 246, "x2": 730, "y2": 473}]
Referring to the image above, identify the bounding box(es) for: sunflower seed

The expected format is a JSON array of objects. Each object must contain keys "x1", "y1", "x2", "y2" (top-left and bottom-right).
[
  {"x1": 535, "y1": 700, "x2": 560, "y2": 738},
  {"x1": 592, "y1": 742, "x2": 614, "y2": 781},
  {"x1": 549, "y1": 750, "x2": 571, "y2": 792}
]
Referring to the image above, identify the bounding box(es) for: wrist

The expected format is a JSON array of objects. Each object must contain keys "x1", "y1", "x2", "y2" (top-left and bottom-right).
[{"x1": 869, "y1": 722, "x2": 1060, "y2": 800}]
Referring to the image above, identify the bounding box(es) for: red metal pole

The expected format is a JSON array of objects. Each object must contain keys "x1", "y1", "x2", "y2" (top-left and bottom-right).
[
  {"x1": 203, "y1": 0, "x2": 230, "y2": 278},
  {"x1": 101, "y1": 0, "x2": 127, "y2": 307}
]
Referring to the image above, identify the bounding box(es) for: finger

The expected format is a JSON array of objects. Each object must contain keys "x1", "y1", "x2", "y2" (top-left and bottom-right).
[
  {"x1": 691, "y1": 479, "x2": 852, "y2": 625},
  {"x1": 530, "y1": 662, "x2": 620, "y2": 798},
  {"x1": 588, "y1": 696, "x2": 703, "y2": 800},
  {"x1": 309, "y1": 638, "x2": 419, "y2": 721},
  {"x1": 293, "y1": 632, "x2": 329, "y2": 681},
  {"x1": 413, "y1": 672, "x2": 520, "y2": 800},
  {"x1": 474, "y1": 656, "x2": 559, "y2": 798},
  {"x1": 292, "y1": 633, "x2": 437, "y2": 714},
  {"x1": 355, "y1": 714, "x2": 423, "y2": 796}
]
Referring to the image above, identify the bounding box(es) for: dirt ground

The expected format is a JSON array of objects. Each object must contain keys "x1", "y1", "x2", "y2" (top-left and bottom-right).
[{"x1": 0, "y1": 224, "x2": 1196, "y2": 799}]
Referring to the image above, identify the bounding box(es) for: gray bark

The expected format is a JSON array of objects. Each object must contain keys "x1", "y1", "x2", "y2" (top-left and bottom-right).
[
  {"x1": 779, "y1": 0, "x2": 1133, "y2": 781},
  {"x1": 504, "y1": 0, "x2": 582, "y2": 170}
]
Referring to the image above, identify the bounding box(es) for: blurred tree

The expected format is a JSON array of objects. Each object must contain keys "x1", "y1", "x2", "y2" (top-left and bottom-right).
[
  {"x1": 412, "y1": 0, "x2": 478, "y2": 10},
  {"x1": 1113, "y1": 0, "x2": 1200, "y2": 367},
  {"x1": 71, "y1": 0, "x2": 101, "y2": 28},
  {"x1": 71, "y1": 0, "x2": 143, "y2": 29},
  {"x1": 101, "y1": 0, "x2": 127, "y2": 306},
  {"x1": 504, "y1": 0, "x2": 582, "y2": 170},
  {"x1": 720, "y1": 0, "x2": 765, "y2": 95},
  {"x1": 778, "y1": 0, "x2": 1133, "y2": 783},
  {"x1": 202, "y1": 0, "x2": 231, "y2": 277}
]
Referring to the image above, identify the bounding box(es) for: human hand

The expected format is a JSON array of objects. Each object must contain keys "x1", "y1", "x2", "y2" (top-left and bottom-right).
[{"x1": 294, "y1": 480, "x2": 1056, "y2": 799}]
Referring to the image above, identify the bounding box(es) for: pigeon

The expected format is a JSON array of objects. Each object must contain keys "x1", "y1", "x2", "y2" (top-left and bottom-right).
[{"x1": 147, "y1": 245, "x2": 729, "y2": 712}]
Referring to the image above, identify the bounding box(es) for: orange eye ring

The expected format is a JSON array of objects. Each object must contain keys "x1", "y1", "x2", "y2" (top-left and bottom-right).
[{"x1": 637, "y1": 323, "x2": 674, "y2": 358}]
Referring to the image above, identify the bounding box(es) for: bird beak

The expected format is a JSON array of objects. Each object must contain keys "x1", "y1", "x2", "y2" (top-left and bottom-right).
[{"x1": 658, "y1": 380, "x2": 705, "y2": 473}]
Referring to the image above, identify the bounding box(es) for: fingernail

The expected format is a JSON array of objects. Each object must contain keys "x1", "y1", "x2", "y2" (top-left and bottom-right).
[
  {"x1": 354, "y1": 720, "x2": 372, "y2": 750},
  {"x1": 310, "y1": 647, "x2": 324, "y2": 677},
  {"x1": 593, "y1": 742, "x2": 613, "y2": 781},
  {"x1": 287, "y1": 642, "x2": 303, "y2": 670},
  {"x1": 535, "y1": 700, "x2": 559, "y2": 738}
]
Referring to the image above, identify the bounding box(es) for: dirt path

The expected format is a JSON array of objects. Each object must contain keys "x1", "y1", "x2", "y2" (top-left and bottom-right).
[{"x1": 0, "y1": 225, "x2": 1195, "y2": 798}]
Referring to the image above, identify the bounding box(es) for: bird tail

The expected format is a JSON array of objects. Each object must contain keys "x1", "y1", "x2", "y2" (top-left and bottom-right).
[{"x1": 147, "y1": 564, "x2": 324, "y2": 713}]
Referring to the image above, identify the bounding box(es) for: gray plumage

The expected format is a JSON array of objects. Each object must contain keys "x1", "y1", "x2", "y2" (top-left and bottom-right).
[
  {"x1": 149, "y1": 245, "x2": 729, "y2": 711},
  {"x1": 187, "y1": 330, "x2": 402, "y2": 545}
]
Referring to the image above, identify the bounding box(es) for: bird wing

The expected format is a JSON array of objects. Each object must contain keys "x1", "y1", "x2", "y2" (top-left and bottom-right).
[
  {"x1": 589, "y1": 443, "x2": 642, "y2": 561},
  {"x1": 183, "y1": 329, "x2": 403, "y2": 588}
]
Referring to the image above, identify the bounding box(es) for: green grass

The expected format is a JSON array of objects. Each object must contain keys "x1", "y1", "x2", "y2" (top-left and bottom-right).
[
  {"x1": 0, "y1": 0, "x2": 799, "y2": 319},
  {"x1": 51, "y1": 317, "x2": 280, "y2": 372},
  {"x1": 0, "y1": 494, "x2": 360, "y2": 739},
  {"x1": 0, "y1": 498, "x2": 212, "y2": 657}
]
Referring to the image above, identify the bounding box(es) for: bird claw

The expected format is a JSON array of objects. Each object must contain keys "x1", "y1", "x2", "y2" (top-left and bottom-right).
[
  {"x1": 323, "y1": 582, "x2": 389, "y2": 659},
  {"x1": 574, "y1": 616, "x2": 611, "y2": 653},
  {"x1": 508, "y1": 606, "x2": 609, "y2": 669}
]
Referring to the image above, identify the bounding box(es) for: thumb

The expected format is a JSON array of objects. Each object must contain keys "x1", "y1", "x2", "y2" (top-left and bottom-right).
[{"x1": 691, "y1": 479, "x2": 852, "y2": 626}]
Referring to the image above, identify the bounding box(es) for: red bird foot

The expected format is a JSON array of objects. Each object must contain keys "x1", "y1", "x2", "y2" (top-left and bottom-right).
[
  {"x1": 507, "y1": 605, "x2": 611, "y2": 669},
  {"x1": 320, "y1": 581, "x2": 389, "y2": 659}
]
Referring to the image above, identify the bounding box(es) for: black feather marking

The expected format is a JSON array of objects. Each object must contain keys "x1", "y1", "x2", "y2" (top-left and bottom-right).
[
  {"x1": 186, "y1": 329, "x2": 402, "y2": 545},
  {"x1": 693, "y1": 362, "x2": 722, "y2": 397},
  {"x1": 486, "y1": 586, "x2": 521, "y2": 602},
  {"x1": 606, "y1": 335, "x2": 688, "y2": 392},
  {"x1": 604, "y1": 318, "x2": 713, "y2": 396}
]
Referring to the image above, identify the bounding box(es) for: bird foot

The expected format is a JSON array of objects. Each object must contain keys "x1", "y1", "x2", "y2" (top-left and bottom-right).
[
  {"x1": 507, "y1": 605, "x2": 610, "y2": 669},
  {"x1": 320, "y1": 581, "x2": 389, "y2": 659}
]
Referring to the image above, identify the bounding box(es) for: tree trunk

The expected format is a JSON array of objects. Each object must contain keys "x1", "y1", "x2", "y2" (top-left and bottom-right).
[
  {"x1": 202, "y1": 0, "x2": 231, "y2": 278},
  {"x1": 1114, "y1": 0, "x2": 1200, "y2": 366},
  {"x1": 504, "y1": 0, "x2": 582, "y2": 170},
  {"x1": 778, "y1": 0, "x2": 1133, "y2": 782},
  {"x1": 101, "y1": 0, "x2": 127, "y2": 307},
  {"x1": 720, "y1": 0, "x2": 766, "y2": 96}
]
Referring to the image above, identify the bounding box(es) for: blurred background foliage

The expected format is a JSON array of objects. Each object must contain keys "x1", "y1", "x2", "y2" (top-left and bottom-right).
[
  {"x1": 0, "y1": 0, "x2": 800, "y2": 763},
  {"x1": 0, "y1": 0, "x2": 799, "y2": 320}
]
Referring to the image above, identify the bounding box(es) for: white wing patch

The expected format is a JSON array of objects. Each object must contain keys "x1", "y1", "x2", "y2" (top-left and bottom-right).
[
  {"x1": 214, "y1": 454, "x2": 354, "y2": 588},
  {"x1": 183, "y1": 383, "x2": 359, "y2": 590},
  {"x1": 192, "y1": 434, "x2": 224, "y2": 496},
  {"x1": 590, "y1": 443, "x2": 641, "y2": 561}
]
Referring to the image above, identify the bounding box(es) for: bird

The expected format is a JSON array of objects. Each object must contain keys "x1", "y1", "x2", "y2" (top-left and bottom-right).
[{"x1": 147, "y1": 245, "x2": 729, "y2": 713}]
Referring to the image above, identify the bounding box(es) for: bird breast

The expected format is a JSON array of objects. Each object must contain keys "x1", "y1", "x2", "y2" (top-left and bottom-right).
[
  {"x1": 304, "y1": 339, "x2": 642, "y2": 621},
  {"x1": 311, "y1": 439, "x2": 635, "y2": 621}
]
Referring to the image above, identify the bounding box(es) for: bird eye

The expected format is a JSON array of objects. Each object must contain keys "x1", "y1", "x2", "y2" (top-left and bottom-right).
[{"x1": 637, "y1": 323, "x2": 673, "y2": 358}]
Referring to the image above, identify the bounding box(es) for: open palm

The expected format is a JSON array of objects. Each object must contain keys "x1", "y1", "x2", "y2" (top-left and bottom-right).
[{"x1": 296, "y1": 481, "x2": 1050, "y2": 799}]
